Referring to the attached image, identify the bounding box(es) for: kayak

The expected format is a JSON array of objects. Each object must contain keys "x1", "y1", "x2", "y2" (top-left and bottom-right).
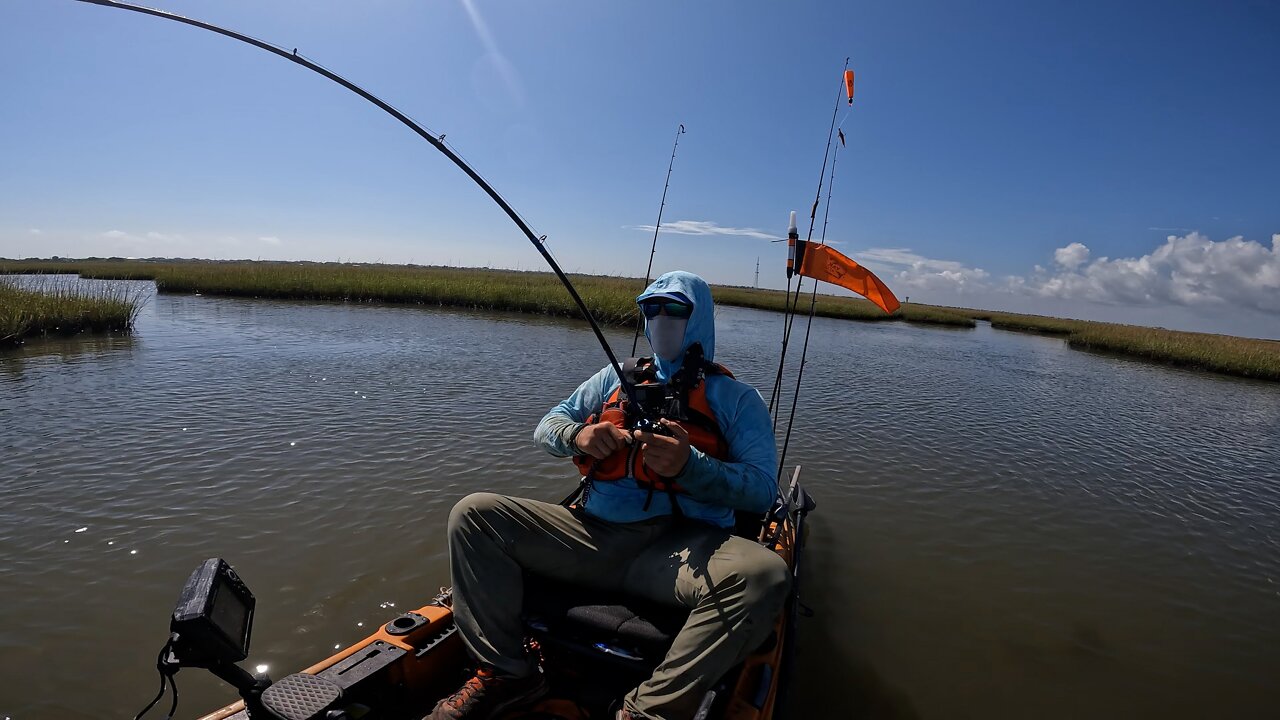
[{"x1": 190, "y1": 468, "x2": 814, "y2": 720}]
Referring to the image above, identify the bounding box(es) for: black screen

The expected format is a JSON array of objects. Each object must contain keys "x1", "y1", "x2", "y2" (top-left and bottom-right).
[{"x1": 209, "y1": 575, "x2": 250, "y2": 654}]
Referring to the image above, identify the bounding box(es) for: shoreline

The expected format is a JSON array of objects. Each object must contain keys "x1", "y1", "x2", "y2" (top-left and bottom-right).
[{"x1": 2, "y1": 258, "x2": 1277, "y2": 381}]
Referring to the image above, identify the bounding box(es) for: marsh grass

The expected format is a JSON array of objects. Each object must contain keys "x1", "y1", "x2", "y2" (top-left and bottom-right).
[
  {"x1": 947, "y1": 307, "x2": 1280, "y2": 380},
  {"x1": 896, "y1": 303, "x2": 978, "y2": 328},
  {"x1": 4, "y1": 259, "x2": 1277, "y2": 380},
  {"x1": 0, "y1": 276, "x2": 144, "y2": 346},
  {"x1": 3, "y1": 259, "x2": 963, "y2": 327},
  {"x1": 157, "y1": 263, "x2": 643, "y2": 324},
  {"x1": 939, "y1": 306, "x2": 1088, "y2": 334},
  {"x1": 0, "y1": 258, "x2": 163, "y2": 281},
  {"x1": 708, "y1": 287, "x2": 975, "y2": 327},
  {"x1": 154, "y1": 263, "x2": 974, "y2": 327},
  {"x1": 1065, "y1": 325, "x2": 1280, "y2": 381},
  {"x1": 986, "y1": 312, "x2": 1086, "y2": 335}
]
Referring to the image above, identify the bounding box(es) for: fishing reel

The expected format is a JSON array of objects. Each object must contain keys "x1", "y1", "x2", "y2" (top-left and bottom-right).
[
  {"x1": 621, "y1": 346, "x2": 711, "y2": 432},
  {"x1": 626, "y1": 379, "x2": 680, "y2": 436},
  {"x1": 630, "y1": 413, "x2": 673, "y2": 437}
]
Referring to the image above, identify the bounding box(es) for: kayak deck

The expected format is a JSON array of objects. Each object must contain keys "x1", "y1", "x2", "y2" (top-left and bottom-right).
[{"x1": 197, "y1": 471, "x2": 810, "y2": 720}]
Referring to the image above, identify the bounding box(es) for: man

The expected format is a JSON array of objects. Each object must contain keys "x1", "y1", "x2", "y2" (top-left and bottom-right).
[{"x1": 428, "y1": 271, "x2": 789, "y2": 720}]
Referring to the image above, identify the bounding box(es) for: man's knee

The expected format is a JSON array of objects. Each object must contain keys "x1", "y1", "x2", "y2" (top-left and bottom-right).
[
  {"x1": 745, "y1": 551, "x2": 791, "y2": 610},
  {"x1": 717, "y1": 544, "x2": 791, "y2": 610},
  {"x1": 447, "y1": 491, "x2": 506, "y2": 536}
]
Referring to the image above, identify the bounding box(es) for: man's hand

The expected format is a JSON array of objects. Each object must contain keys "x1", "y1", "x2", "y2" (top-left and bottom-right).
[
  {"x1": 635, "y1": 419, "x2": 691, "y2": 477},
  {"x1": 574, "y1": 421, "x2": 632, "y2": 460}
]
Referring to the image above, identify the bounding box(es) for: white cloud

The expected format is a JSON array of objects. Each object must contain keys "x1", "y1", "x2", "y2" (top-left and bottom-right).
[
  {"x1": 92, "y1": 233, "x2": 281, "y2": 256},
  {"x1": 1053, "y1": 242, "x2": 1090, "y2": 270},
  {"x1": 853, "y1": 247, "x2": 991, "y2": 293},
  {"x1": 96, "y1": 230, "x2": 186, "y2": 245},
  {"x1": 144, "y1": 231, "x2": 190, "y2": 245},
  {"x1": 630, "y1": 220, "x2": 779, "y2": 241},
  {"x1": 1023, "y1": 233, "x2": 1280, "y2": 313},
  {"x1": 28, "y1": 228, "x2": 42, "y2": 235}
]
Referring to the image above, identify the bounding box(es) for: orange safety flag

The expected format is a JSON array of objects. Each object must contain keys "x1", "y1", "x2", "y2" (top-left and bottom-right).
[
  {"x1": 797, "y1": 242, "x2": 900, "y2": 314},
  {"x1": 844, "y1": 69, "x2": 855, "y2": 105}
]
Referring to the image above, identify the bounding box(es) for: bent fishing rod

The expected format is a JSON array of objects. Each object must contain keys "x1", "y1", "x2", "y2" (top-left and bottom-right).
[{"x1": 72, "y1": 0, "x2": 643, "y2": 408}]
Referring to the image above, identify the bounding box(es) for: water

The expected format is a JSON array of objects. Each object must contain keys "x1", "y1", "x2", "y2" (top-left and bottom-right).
[{"x1": 2, "y1": 278, "x2": 1278, "y2": 719}]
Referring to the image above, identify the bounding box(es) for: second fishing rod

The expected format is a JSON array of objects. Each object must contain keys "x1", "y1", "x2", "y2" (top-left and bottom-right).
[{"x1": 631, "y1": 123, "x2": 687, "y2": 357}]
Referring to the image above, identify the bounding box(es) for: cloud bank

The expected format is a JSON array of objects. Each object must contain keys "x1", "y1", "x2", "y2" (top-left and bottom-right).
[
  {"x1": 626, "y1": 224, "x2": 1278, "y2": 318},
  {"x1": 1020, "y1": 232, "x2": 1280, "y2": 313},
  {"x1": 856, "y1": 232, "x2": 1280, "y2": 316}
]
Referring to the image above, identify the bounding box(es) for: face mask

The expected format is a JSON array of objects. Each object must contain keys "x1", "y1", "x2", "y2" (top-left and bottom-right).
[{"x1": 646, "y1": 314, "x2": 688, "y2": 361}]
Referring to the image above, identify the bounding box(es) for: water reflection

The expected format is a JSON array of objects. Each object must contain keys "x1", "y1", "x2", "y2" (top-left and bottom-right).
[{"x1": 0, "y1": 333, "x2": 138, "y2": 381}]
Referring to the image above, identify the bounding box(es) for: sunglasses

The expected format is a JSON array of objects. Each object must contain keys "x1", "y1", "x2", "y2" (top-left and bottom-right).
[{"x1": 641, "y1": 301, "x2": 693, "y2": 319}]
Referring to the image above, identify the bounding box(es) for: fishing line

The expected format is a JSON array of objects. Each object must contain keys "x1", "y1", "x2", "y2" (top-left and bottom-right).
[
  {"x1": 836, "y1": 108, "x2": 853, "y2": 132},
  {"x1": 70, "y1": 0, "x2": 645, "y2": 409},
  {"x1": 818, "y1": 138, "x2": 843, "y2": 246}
]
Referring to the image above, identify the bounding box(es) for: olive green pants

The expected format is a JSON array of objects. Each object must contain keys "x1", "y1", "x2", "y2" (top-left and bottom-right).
[{"x1": 447, "y1": 492, "x2": 790, "y2": 720}]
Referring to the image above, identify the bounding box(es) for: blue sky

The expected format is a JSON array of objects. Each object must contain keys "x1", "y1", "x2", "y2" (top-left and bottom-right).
[{"x1": 2, "y1": 1, "x2": 1277, "y2": 338}]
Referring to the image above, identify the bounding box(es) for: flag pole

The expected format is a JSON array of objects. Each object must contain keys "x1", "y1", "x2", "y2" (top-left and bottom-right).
[
  {"x1": 769, "y1": 58, "x2": 849, "y2": 421},
  {"x1": 777, "y1": 137, "x2": 842, "y2": 476}
]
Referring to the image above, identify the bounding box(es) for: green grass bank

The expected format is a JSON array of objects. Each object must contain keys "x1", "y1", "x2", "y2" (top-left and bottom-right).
[
  {"x1": 0, "y1": 258, "x2": 973, "y2": 328},
  {"x1": 3, "y1": 258, "x2": 1277, "y2": 381},
  {"x1": 1065, "y1": 324, "x2": 1280, "y2": 380},
  {"x1": 0, "y1": 276, "x2": 144, "y2": 346},
  {"x1": 940, "y1": 306, "x2": 1280, "y2": 381}
]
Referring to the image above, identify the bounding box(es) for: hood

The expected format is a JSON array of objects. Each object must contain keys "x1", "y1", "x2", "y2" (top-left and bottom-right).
[{"x1": 638, "y1": 271, "x2": 715, "y2": 381}]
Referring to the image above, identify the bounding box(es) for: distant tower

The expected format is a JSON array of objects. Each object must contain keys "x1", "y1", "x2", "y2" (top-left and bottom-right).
[{"x1": 754, "y1": 257, "x2": 760, "y2": 288}]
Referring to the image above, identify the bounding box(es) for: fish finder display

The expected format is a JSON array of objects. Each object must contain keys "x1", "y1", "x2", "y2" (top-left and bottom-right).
[{"x1": 170, "y1": 558, "x2": 255, "y2": 666}]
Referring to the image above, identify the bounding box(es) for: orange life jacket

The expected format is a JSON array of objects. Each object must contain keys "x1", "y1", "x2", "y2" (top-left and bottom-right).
[{"x1": 572, "y1": 358, "x2": 732, "y2": 493}]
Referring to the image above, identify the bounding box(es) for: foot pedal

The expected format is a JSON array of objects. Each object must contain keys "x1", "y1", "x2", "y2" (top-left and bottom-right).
[{"x1": 260, "y1": 673, "x2": 343, "y2": 720}]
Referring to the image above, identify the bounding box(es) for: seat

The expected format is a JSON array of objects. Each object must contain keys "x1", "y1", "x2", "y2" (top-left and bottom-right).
[
  {"x1": 520, "y1": 509, "x2": 768, "y2": 675},
  {"x1": 522, "y1": 574, "x2": 689, "y2": 674}
]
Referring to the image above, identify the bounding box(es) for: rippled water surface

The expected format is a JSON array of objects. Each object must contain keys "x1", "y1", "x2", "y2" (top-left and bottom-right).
[{"x1": 2, "y1": 279, "x2": 1278, "y2": 719}]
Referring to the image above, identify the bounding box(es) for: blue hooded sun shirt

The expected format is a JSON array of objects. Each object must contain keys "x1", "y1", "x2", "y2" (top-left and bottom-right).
[{"x1": 533, "y1": 271, "x2": 779, "y2": 527}]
